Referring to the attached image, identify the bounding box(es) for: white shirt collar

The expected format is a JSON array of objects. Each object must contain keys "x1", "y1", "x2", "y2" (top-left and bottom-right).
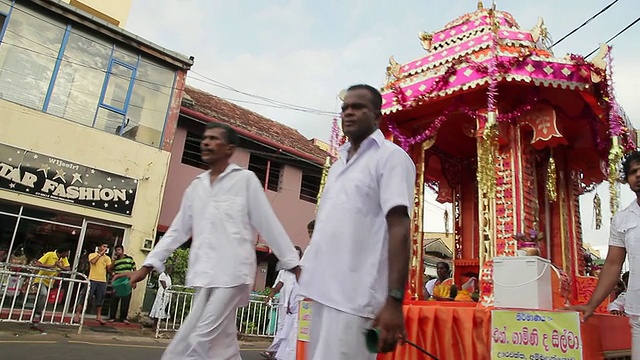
[
  {"x1": 338, "y1": 129, "x2": 385, "y2": 157},
  {"x1": 196, "y1": 163, "x2": 243, "y2": 180}
]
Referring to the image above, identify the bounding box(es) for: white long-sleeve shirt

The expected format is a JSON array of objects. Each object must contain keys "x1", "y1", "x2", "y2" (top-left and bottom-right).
[{"x1": 144, "y1": 164, "x2": 299, "y2": 288}]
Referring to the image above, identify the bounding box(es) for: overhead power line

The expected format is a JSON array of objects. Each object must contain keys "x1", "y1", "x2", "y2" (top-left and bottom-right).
[
  {"x1": 551, "y1": 0, "x2": 620, "y2": 48},
  {"x1": 585, "y1": 15, "x2": 640, "y2": 57}
]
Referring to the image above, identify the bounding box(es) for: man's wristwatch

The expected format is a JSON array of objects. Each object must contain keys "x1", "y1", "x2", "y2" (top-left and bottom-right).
[{"x1": 388, "y1": 289, "x2": 404, "y2": 302}]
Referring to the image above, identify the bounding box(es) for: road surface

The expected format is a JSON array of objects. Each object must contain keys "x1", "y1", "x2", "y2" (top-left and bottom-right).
[{"x1": 0, "y1": 336, "x2": 269, "y2": 360}]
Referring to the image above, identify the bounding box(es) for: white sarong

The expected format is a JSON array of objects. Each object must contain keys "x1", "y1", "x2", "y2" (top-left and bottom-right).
[
  {"x1": 307, "y1": 302, "x2": 376, "y2": 360},
  {"x1": 161, "y1": 285, "x2": 249, "y2": 360}
]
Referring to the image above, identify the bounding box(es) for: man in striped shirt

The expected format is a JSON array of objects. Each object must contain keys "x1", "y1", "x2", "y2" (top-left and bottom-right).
[{"x1": 109, "y1": 245, "x2": 136, "y2": 324}]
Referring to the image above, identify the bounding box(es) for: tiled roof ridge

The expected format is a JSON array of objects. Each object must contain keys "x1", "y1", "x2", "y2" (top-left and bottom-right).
[{"x1": 182, "y1": 85, "x2": 328, "y2": 161}]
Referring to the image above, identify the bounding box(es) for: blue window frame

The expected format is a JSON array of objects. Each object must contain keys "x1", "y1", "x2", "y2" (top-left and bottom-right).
[
  {"x1": 94, "y1": 53, "x2": 140, "y2": 134},
  {"x1": 0, "y1": 1, "x2": 15, "y2": 44}
]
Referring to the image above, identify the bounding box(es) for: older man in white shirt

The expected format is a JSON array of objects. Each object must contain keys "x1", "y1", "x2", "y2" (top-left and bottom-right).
[
  {"x1": 115, "y1": 122, "x2": 300, "y2": 360},
  {"x1": 299, "y1": 84, "x2": 416, "y2": 359},
  {"x1": 570, "y1": 151, "x2": 640, "y2": 358}
]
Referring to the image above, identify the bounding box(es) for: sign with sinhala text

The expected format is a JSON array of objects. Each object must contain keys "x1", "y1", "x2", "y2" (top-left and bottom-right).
[
  {"x1": 0, "y1": 142, "x2": 138, "y2": 216},
  {"x1": 297, "y1": 300, "x2": 312, "y2": 342},
  {"x1": 491, "y1": 309, "x2": 582, "y2": 360}
]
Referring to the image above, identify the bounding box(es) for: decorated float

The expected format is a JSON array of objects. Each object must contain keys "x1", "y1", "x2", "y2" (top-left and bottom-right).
[{"x1": 297, "y1": 2, "x2": 636, "y2": 359}]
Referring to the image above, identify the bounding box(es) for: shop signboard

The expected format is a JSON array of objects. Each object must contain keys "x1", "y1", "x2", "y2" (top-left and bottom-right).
[{"x1": 0, "y1": 142, "x2": 138, "y2": 216}]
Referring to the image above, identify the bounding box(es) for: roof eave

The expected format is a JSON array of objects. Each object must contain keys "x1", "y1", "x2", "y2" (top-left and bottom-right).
[
  {"x1": 31, "y1": 0, "x2": 194, "y2": 70},
  {"x1": 180, "y1": 106, "x2": 325, "y2": 167}
]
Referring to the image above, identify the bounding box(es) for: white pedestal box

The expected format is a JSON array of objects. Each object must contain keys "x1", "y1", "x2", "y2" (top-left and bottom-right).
[{"x1": 493, "y1": 256, "x2": 553, "y2": 310}]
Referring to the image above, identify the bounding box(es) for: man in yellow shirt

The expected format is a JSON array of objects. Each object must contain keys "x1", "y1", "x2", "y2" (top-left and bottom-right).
[
  {"x1": 33, "y1": 245, "x2": 71, "y2": 327},
  {"x1": 86, "y1": 243, "x2": 112, "y2": 325}
]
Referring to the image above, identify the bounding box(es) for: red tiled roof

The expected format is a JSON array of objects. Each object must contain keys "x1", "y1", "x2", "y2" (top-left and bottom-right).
[{"x1": 182, "y1": 86, "x2": 328, "y2": 162}]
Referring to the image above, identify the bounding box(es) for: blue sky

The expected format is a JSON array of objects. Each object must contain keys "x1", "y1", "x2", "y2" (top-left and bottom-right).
[{"x1": 126, "y1": 0, "x2": 639, "y2": 254}]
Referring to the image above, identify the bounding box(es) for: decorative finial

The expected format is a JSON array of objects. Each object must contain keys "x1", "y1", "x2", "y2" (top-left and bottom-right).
[{"x1": 477, "y1": 0, "x2": 483, "y2": 9}]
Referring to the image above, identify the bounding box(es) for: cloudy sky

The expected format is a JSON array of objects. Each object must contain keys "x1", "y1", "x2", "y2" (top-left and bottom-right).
[{"x1": 126, "y1": 0, "x2": 639, "y2": 254}]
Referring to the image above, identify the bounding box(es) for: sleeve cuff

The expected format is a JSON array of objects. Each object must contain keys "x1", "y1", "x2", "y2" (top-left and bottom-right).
[{"x1": 143, "y1": 258, "x2": 165, "y2": 273}]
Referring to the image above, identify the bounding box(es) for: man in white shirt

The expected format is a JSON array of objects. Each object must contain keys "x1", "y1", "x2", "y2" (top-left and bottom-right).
[
  {"x1": 299, "y1": 84, "x2": 416, "y2": 359},
  {"x1": 114, "y1": 122, "x2": 300, "y2": 360},
  {"x1": 569, "y1": 151, "x2": 640, "y2": 358},
  {"x1": 263, "y1": 246, "x2": 303, "y2": 359}
]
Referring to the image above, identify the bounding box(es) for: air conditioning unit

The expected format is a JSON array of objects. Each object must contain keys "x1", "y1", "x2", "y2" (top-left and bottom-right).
[{"x1": 141, "y1": 238, "x2": 155, "y2": 252}]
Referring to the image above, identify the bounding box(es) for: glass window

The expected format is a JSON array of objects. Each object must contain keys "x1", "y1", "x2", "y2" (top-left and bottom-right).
[
  {"x1": 21, "y1": 206, "x2": 83, "y2": 227},
  {"x1": 0, "y1": 13, "x2": 6, "y2": 34},
  {"x1": 10, "y1": 218, "x2": 80, "y2": 265},
  {"x1": 102, "y1": 61, "x2": 134, "y2": 112},
  {"x1": 0, "y1": 5, "x2": 65, "y2": 110},
  {"x1": 0, "y1": 213, "x2": 17, "y2": 262},
  {"x1": 0, "y1": 0, "x2": 11, "y2": 15},
  {"x1": 0, "y1": 200, "x2": 20, "y2": 214},
  {"x1": 112, "y1": 46, "x2": 137, "y2": 67},
  {"x1": 47, "y1": 29, "x2": 112, "y2": 127},
  {"x1": 127, "y1": 58, "x2": 175, "y2": 147},
  {"x1": 93, "y1": 107, "x2": 125, "y2": 135}
]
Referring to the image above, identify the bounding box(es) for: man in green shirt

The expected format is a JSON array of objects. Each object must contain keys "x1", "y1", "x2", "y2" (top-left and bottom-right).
[{"x1": 109, "y1": 245, "x2": 136, "y2": 323}]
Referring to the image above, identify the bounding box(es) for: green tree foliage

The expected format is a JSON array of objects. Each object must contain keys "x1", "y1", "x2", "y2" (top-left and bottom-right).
[{"x1": 165, "y1": 248, "x2": 189, "y2": 285}]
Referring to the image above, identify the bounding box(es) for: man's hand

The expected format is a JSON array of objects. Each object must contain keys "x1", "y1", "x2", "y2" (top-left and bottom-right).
[
  {"x1": 565, "y1": 304, "x2": 596, "y2": 322},
  {"x1": 290, "y1": 266, "x2": 301, "y2": 281},
  {"x1": 112, "y1": 267, "x2": 152, "y2": 286},
  {"x1": 372, "y1": 299, "x2": 405, "y2": 353}
]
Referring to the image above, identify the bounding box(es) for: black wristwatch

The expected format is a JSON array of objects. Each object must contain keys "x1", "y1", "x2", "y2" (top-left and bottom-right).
[{"x1": 388, "y1": 289, "x2": 404, "y2": 302}]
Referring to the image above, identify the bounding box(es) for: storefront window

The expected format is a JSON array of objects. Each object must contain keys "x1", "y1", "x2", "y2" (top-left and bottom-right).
[
  {"x1": 0, "y1": 213, "x2": 17, "y2": 262},
  {"x1": 0, "y1": 200, "x2": 20, "y2": 215},
  {"x1": 21, "y1": 206, "x2": 83, "y2": 226},
  {"x1": 11, "y1": 218, "x2": 80, "y2": 265},
  {"x1": 0, "y1": 203, "x2": 128, "y2": 272}
]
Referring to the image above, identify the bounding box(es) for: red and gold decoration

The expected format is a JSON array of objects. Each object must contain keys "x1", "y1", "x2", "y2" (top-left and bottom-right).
[{"x1": 358, "y1": 2, "x2": 637, "y2": 359}]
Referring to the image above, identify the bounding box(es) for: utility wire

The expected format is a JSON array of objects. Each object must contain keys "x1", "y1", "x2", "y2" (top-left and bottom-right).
[
  {"x1": 585, "y1": 15, "x2": 640, "y2": 57},
  {"x1": 550, "y1": 0, "x2": 620, "y2": 48}
]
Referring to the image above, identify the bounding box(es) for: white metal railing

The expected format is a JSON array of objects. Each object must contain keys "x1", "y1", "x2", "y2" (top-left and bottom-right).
[
  {"x1": 0, "y1": 262, "x2": 90, "y2": 333},
  {"x1": 155, "y1": 285, "x2": 280, "y2": 338}
]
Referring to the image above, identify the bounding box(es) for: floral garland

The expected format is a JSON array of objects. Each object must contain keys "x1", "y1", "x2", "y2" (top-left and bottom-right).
[
  {"x1": 387, "y1": 95, "x2": 541, "y2": 151},
  {"x1": 390, "y1": 47, "x2": 536, "y2": 112},
  {"x1": 328, "y1": 117, "x2": 342, "y2": 160}
]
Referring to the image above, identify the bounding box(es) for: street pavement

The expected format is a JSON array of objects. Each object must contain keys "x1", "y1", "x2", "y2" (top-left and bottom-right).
[{"x1": 0, "y1": 334, "x2": 269, "y2": 360}]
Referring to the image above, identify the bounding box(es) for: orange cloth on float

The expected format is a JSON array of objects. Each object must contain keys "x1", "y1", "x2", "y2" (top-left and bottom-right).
[
  {"x1": 374, "y1": 302, "x2": 619, "y2": 360},
  {"x1": 377, "y1": 302, "x2": 491, "y2": 360}
]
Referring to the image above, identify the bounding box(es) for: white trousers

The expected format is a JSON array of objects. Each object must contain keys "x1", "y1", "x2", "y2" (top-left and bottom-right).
[
  {"x1": 267, "y1": 305, "x2": 288, "y2": 352},
  {"x1": 162, "y1": 285, "x2": 249, "y2": 360},
  {"x1": 631, "y1": 315, "x2": 640, "y2": 359},
  {"x1": 307, "y1": 302, "x2": 376, "y2": 360},
  {"x1": 275, "y1": 311, "x2": 297, "y2": 360}
]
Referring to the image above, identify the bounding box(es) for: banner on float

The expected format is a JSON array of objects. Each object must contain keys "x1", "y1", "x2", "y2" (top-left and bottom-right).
[
  {"x1": 297, "y1": 300, "x2": 312, "y2": 342},
  {"x1": 491, "y1": 309, "x2": 582, "y2": 360}
]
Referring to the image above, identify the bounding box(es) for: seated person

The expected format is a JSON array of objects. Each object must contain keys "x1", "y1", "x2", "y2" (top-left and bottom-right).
[{"x1": 425, "y1": 262, "x2": 456, "y2": 301}]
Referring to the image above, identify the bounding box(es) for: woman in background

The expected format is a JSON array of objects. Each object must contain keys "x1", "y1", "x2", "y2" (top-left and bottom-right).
[{"x1": 150, "y1": 269, "x2": 172, "y2": 328}]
